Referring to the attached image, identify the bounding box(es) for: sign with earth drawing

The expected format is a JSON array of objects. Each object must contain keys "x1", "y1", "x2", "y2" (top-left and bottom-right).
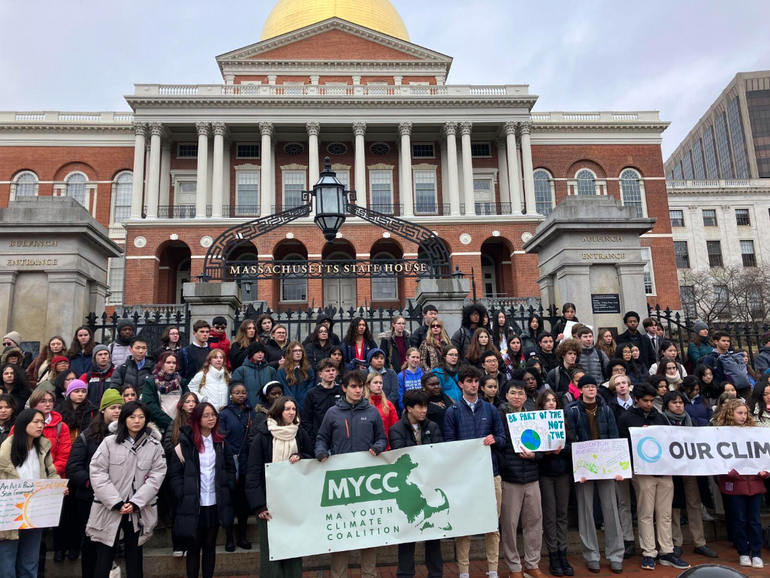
[
  {"x1": 264, "y1": 439, "x2": 499, "y2": 560},
  {"x1": 506, "y1": 410, "x2": 566, "y2": 453},
  {"x1": 572, "y1": 439, "x2": 633, "y2": 482}
]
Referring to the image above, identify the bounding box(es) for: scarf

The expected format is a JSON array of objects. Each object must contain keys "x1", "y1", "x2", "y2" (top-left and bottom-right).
[
  {"x1": 266, "y1": 417, "x2": 298, "y2": 462},
  {"x1": 665, "y1": 371, "x2": 681, "y2": 385},
  {"x1": 664, "y1": 409, "x2": 692, "y2": 426},
  {"x1": 153, "y1": 366, "x2": 182, "y2": 394}
]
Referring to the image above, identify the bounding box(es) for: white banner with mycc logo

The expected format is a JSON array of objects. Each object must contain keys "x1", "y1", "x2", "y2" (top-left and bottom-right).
[{"x1": 630, "y1": 426, "x2": 770, "y2": 476}]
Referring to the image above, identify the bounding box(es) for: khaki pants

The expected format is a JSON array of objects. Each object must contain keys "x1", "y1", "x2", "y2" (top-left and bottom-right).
[
  {"x1": 672, "y1": 477, "x2": 706, "y2": 548},
  {"x1": 500, "y1": 480, "x2": 542, "y2": 572},
  {"x1": 456, "y1": 475, "x2": 502, "y2": 574},
  {"x1": 331, "y1": 548, "x2": 377, "y2": 578},
  {"x1": 632, "y1": 475, "x2": 674, "y2": 558}
]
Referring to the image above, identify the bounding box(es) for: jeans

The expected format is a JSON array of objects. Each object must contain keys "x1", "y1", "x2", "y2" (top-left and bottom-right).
[
  {"x1": 0, "y1": 528, "x2": 44, "y2": 578},
  {"x1": 725, "y1": 494, "x2": 764, "y2": 557}
]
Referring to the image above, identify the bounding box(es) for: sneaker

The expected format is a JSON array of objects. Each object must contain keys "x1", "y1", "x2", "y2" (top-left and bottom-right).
[
  {"x1": 752, "y1": 557, "x2": 764, "y2": 569},
  {"x1": 659, "y1": 553, "x2": 690, "y2": 569},
  {"x1": 172, "y1": 551, "x2": 185, "y2": 558},
  {"x1": 641, "y1": 557, "x2": 655, "y2": 571},
  {"x1": 694, "y1": 545, "x2": 718, "y2": 558},
  {"x1": 488, "y1": 573, "x2": 499, "y2": 578},
  {"x1": 587, "y1": 561, "x2": 600, "y2": 573},
  {"x1": 673, "y1": 545, "x2": 683, "y2": 558},
  {"x1": 610, "y1": 562, "x2": 623, "y2": 574},
  {"x1": 739, "y1": 556, "x2": 751, "y2": 567},
  {"x1": 701, "y1": 504, "x2": 715, "y2": 522}
]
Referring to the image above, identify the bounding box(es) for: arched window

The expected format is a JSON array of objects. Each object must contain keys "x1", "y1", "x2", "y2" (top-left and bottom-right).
[
  {"x1": 620, "y1": 169, "x2": 644, "y2": 217},
  {"x1": 533, "y1": 169, "x2": 554, "y2": 215},
  {"x1": 576, "y1": 169, "x2": 596, "y2": 196},
  {"x1": 65, "y1": 173, "x2": 87, "y2": 206},
  {"x1": 13, "y1": 172, "x2": 38, "y2": 198},
  {"x1": 281, "y1": 253, "x2": 307, "y2": 302},
  {"x1": 371, "y1": 252, "x2": 398, "y2": 301},
  {"x1": 113, "y1": 172, "x2": 133, "y2": 222}
]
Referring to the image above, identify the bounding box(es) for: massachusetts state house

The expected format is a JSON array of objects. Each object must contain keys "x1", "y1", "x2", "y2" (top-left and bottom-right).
[{"x1": 0, "y1": 0, "x2": 679, "y2": 311}]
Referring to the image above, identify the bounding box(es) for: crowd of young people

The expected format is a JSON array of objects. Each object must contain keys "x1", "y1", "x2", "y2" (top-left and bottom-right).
[{"x1": 0, "y1": 302, "x2": 769, "y2": 578}]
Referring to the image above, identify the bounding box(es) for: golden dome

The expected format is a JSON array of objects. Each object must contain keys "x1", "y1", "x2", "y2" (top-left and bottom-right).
[{"x1": 261, "y1": 0, "x2": 410, "y2": 42}]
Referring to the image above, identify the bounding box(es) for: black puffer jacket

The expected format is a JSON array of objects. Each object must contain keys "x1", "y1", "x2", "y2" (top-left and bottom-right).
[
  {"x1": 301, "y1": 383, "x2": 343, "y2": 445},
  {"x1": 66, "y1": 427, "x2": 106, "y2": 502},
  {"x1": 304, "y1": 340, "x2": 333, "y2": 372},
  {"x1": 229, "y1": 339, "x2": 256, "y2": 370},
  {"x1": 388, "y1": 413, "x2": 443, "y2": 448},
  {"x1": 538, "y1": 440, "x2": 572, "y2": 477},
  {"x1": 497, "y1": 403, "x2": 542, "y2": 484},
  {"x1": 245, "y1": 419, "x2": 314, "y2": 514},
  {"x1": 264, "y1": 339, "x2": 287, "y2": 370},
  {"x1": 168, "y1": 426, "x2": 236, "y2": 540},
  {"x1": 110, "y1": 356, "x2": 155, "y2": 388}
]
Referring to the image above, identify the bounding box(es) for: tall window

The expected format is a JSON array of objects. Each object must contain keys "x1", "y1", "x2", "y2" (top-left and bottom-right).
[
  {"x1": 335, "y1": 170, "x2": 349, "y2": 189},
  {"x1": 642, "y1": 247, "x2": 655, "y2": 295},
  {"x1": 740, "y1": 240, "x2": 756, "y2": 267},
  {"x1": 702, "y1": 209, "x2": 717, "y2": 227},
  {"x1": 65, "y1": 173, "x2": 87, "y2": 206},
  {"x1": 707, "y1": 241, "x2": 723, "y2": 267},
  {"x1": 703, "y1": 126, "x2": 719, "y2": 179},
  {"x1": 114, "y1": 172, "x2": 132, "y2": 222},
  {"x1": 371, "y1": 253, "x2": 398, "y2": 301},
  {"x1": 727, "y1": 97, "x2": 750, "y2": 179},
  {"x1": 534, "y1": 170, "x2": 554, "y2": 215},
  {"x1": 672, "y1": 162, "x2": 683, "y2": 181},
  {"x1": 106, "y1": 258, "x2": 124, "y2": 305},
  {"x1": 236, "y1": 172, "x2": 259, "y2": 214},
  {"x1": 413, "y1": 170, "x2": 437, "y2": 214},
  {"x1": 576, "y1": 170, "x2": 596, "y2": 196},
  {"x1": 280, "y1": 254, "x2": 307, "y2": 302},
  {"x1": 692, "y1": 139, "x2": 706, "y2": 179},
  {"x1": 715, "y1": 112, "x2": 734, "y2": 179},
  {"x1": 14, "y1": 172, "x2": 38, "y2": 198},
  {"x1": 735, "y1": 209, "x2": 750, "y2": 226},
  {"x1": 282, "y1": 171, "x2": 305, "y2": 210},
  {"x1": 620, "y1": 169, "x2": 643, "y2": 217},
  {"x1": 669, "y1": 209, "x2": 684, "y2": 227},
  {"x1": 369, "y1": 170, "x2": 393, "y2": 211},
  {"x1": 682, "y1": 151, "x2": 694, "y2": 180},
  {"x1": 674, "y1": 241, "x2": 690, "y2": 269},
  {"x1": 473, "y1": 177, "x2": 495, "y2": 214}
]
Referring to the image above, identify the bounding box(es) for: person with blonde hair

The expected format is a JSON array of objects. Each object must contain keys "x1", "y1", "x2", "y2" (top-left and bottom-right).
[
  {"x1": 276, "y1": 341, "x2": 315, "y2": 413},
  {"x1": 188, "y1": 349, "x2": 231, "y2": 411},
  {"x1": 365, "y1": 372, "x2": 397, "y2": 449},
  {"x1": 419, "y1": 318, "x2": 449, "y2": 372}
]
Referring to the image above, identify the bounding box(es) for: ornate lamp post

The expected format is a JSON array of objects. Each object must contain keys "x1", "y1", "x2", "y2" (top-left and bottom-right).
[{"x1": 313, "y1": 157, "x2": 347, "y2": 242}]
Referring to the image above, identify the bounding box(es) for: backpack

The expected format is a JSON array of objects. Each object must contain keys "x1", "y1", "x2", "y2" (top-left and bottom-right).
[{"x1": 719, "y1": 353, "x2": 750, "y2": 390}]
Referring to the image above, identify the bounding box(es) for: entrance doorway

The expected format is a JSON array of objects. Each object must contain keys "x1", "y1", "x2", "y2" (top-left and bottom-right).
[
  {"x1": 176, "y1": 259, "x2": 190, "y2": 304},
  {"x1": 323, "y1": 250, "x2": 357, "y2": 310},
  {"x1": 481, "y1": 254, "x2": 497, "y2": 298}
]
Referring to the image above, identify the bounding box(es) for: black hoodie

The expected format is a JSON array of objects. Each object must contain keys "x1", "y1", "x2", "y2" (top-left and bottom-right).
[
  {"x1": 300, "y1": 382, "x2": 343, "y2": 445},
  {"x1": 301, "y1": 313, "x2": 341, "y2": 346}
]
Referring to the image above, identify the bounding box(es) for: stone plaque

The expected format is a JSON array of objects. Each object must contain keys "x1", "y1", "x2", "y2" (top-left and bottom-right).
[{"x1": 591, "y1": 293, "x2": 621, "y2": 314}]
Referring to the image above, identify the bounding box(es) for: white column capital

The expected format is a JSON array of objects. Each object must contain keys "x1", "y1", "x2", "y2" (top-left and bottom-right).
[
  {"x1": 519, "y1": 121, "x2": 532, "y2": 135},
  {"x1": 133, "y1": 122, "x2": 147, "y2": 137},
  {"x1": 443, "y1": 122, "x2": 458, "y2": 137},
  {"x1": 212, "y1": 122, "x2": 227, "y2": 137},
  {"x1": 398, "y1": 122, "x2": 413, "y2": 137},
  {"x1": 195, "y1": 122, "x2": 211, "y2": 137},
  {"x1": 259, "y1": 122, "x2": 274, "y2": 137},
  {"x1": 503, "y1": 121, "x2": 518, "y2": 136},
  {"x1": 306, "y1": 122, "x2": 321, "y2": 136},
  {"x1": 161, "y1": 138, "x2": 172, "y2": 152},
  {"x1": 353, "y1": 122, "x2": 367, "y2": 136},
  {"x1": 148, "y1": 122, "x2": 164, "y2": 137},
  {"x1": 496, "y1": 138, "x2": 507, "y2": 151},
  {"x1": 459, "y1": 122, "x2": 473, "y2": 136}
]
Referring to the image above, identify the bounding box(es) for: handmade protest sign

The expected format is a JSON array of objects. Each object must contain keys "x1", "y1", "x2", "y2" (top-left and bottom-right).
[
  {"x1": 630, "y1": 426, "x2": 770, "y2": 476},
  {"x1": 265, "y1": 439, "x2": 498, "y2": 560},
  {"x1": 0, "y1": 479, "x2": 68, "y2": 531},
  {"x1": 572, "y1": 439, "x2": 632, "y2": 482},
  {"x1": 505, "y1": 409, "x2": 566, "y2": 452}
]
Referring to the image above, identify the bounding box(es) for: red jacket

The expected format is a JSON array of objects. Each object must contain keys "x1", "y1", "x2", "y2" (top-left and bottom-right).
[
  {"x1": 209, "y1": 330, "x2": 232, "y2": 370},
  {"x1": 719, "y1": 469, "x2": 767, "y2": 496},
  {"x1": 369, "y1": 394, "x2": 398, "y2": 450},
  {"x1": 11, "y1": 410, "x2": 72, "y2": 476}
]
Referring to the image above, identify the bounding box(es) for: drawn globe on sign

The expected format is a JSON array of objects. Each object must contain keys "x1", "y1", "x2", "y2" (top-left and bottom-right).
[{"x1": 520, "y1": 429, "x2": 542, "y2": 451}]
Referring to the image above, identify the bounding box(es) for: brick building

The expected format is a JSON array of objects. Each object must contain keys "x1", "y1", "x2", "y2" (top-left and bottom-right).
[{"x1": 0, "y1": 0, "x2": 679, "y2": 312}]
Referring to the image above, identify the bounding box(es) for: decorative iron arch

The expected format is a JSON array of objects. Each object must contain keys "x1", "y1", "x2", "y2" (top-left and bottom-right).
[{"x1": 202, "y1": 201, "x2": 450, "y2": 281}]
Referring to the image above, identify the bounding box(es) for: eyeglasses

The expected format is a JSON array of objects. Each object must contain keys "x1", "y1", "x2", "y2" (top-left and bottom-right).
[
  {"x1": 1, "y1": 342, "x2": 11, "y2": 347},
  {"x1": 213, "y1": 325, "x2": 226, "y2": 330},
  {"x1": 431, "y1": 325, "x2": 441, "y2": 328},
  {"x1": 39, "y1": 399, "x2": 54, "y2": 405}
]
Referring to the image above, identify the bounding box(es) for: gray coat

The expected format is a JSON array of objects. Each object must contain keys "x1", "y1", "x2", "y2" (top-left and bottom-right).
[
  {"x1": 86, "y1": 421, "x2": 167, "y2": 547},
  {"x1": 314, "y1": 397, "x2": 387, "y2": 459},
  {"x1": 580, "y1": 347, "x2": 609, "y2": 384}
]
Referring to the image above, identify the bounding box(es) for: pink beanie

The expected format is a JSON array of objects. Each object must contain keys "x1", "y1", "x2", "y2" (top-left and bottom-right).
[{"x1": 65, "y1": 379, "x2": 88, "y2": 398}]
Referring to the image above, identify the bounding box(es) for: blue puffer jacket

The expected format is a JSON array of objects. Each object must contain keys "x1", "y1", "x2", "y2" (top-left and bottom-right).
[
  {"x1": 69, "y1": 351, "x2": 93, "y2": 377},
  {"x1": 684, "y1": 394, "x2": 713, "y2": 426},
  {"x1": 341, "y1": 340, "x2": 377, "y2": 371},
  {"x1": 277, "y1": 366, "x2": 316, "y2": 413},
  {"x1": 433, "y1": 367, "x2": 461, "y2": 402},
  {"x1": 218, "y1": 400, "x2": 255, "y2": 477},
  {"x1": 443, "y1": 396, "x2": 506, "y2": 476},
  {"x1": 232, "y1": 360, "x2": 276, "y2": 408},
  {"x1": 564, "y1": 397, "x2": 618, "y2": 442}
]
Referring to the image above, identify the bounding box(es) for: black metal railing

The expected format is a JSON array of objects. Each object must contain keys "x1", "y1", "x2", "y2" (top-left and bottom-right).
[
  {"x1": 157, "y1": 205, "x2": 197, "y2": 219},
  {"x1": 271, "y1": 203, "x2": 306, "y2": 214},
  {"x1": 414, "y1": 203, "x2": 452, "y2": 216},
  {"x1": 368, "y1": 203, "x2": 403, "y2": 216},
  {"x1": 85, "y1": 305, "x2": 190, "y2": 355},
  {"x1": 222, "y1": 205, "x2": 261, "y2": 218},
  {"x1": 475, "y1": 202, "x2": 513, "y2": 216}
]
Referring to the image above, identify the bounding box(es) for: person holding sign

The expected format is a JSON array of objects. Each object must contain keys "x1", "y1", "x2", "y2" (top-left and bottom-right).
[
  {"x1": 617, "y1": 383, "x2": 689, "y2": 571},
  {"x1": 0, "y1": 408, "x2": 62, "y2": 578},
  {"x1": 563, "y1": 374, "x2": 624, "y2": 574},
  {"x1": 498, "y1": 381, "x2": 546, "y2": 578}
]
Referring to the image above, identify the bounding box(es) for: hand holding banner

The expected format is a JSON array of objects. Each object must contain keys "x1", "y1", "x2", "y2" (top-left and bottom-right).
[
  {"x1": 572, "y1": 439, "x2": 632, "y2": 482},
  {"x1": 0, "y1": 479, "x2": 68, "y2": 531},
  {"x1": 505, "y1": 410, "x2": 566, "y2": 453}
]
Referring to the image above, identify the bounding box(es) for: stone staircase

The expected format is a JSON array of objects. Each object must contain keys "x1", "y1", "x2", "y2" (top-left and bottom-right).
[{"x1": 45, "y1": 514, "x2": 741, "y2": 577}]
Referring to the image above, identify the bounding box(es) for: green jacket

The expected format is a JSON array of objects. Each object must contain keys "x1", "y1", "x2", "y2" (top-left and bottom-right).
[{"x1": 140, "y1": 375, "x2": 189, "y2": 431}]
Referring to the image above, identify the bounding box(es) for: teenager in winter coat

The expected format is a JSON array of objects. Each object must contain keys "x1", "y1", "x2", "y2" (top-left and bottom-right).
[
  {"x1": 232, "y1": 342, "x2": 277, "y2": 408},
  {"x1": 366, "y1": 348, "x2": 399, "y2": 408},
  {"x1": 169, "y1": 403, "x2": 236, "y2": 578},
  {"x1": 365, "y1": 372, "x2": 398, "y2": 449},
  {"x1": 379, "y1": 315, "x2": 411, "y2": 371},
  {"x1": 303, "y1": 324, "x2": 334, "y2": 372},
  {"x1": 107, "y1": 319, "x2": 135, "y2": 370},
  {"x1": 422, "y1": 372, "x2": 454, "y2": 431},
  {"x1": 188, "y1": 349, "x2": 231, "y2": 411},
  {"x1": 679, "y1": 376, "x2": 713, "y2": 426},
  {"x1": 451, "y1": 304, "x2": 486, "y2": 359},
  {"x1": 301, "y1": 359, "x2": 342, "y2": 446},
  {"x1": 433, "y1": 345, "x2": 461, "y2": 402},
  {"x1": 86, "y1": 402, "x2": 166, "y2": 578},
  {"x1": 65, "y1": 390, "x2": 123, "y2": 578},
  {"x1": 397, "y1": 348, "x2": 425, "y2": 412},
  {"x1": 80, "y1": 344, "x2": 115, "y2": 408},
  {"x1": 342, "y1": 318, "x2": 378, "y2": 371},
  {"x1": 218, "y1": 384, "x2": 255, "y2": 552},
  {"x1": 229, "y1": 319, "x2": 257, "y2": 370},
  {"x1": 110, "y1": 337, "x2": 155, "y2": 389},
  {"x1": 276, "y1": 341, "x2": 316, "y2": 413},
  {"x1": 67, "y1": 326, "x2": 96, "y2": 377},
  {"x1": 207, "y1": 317, "x2": 232, "y2": 371},
  {"x1": 246, "y1": 396, "x2": 313, "y2": 578},
  {"x1": 26, "y1": 388, "x2": 71, "y2": 476},
  {"x1": 141, "y1": 351, "x2": 188, "y2": 431},
  {"x1": 26, "y1": 335, "x2": 67, "y2": 388}
]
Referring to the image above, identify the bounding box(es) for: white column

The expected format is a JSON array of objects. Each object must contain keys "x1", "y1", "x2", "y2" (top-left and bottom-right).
[
  {"x1": 307, "y1": 122, "x2": 320, "y2": 217},
  {"x1": 459, "y1": 122, "x2": 475, "y2": 216},
  {"x1": 145, "y1": 122, "x2": 163, "y2": 218},
  {"x1": 496, "y1": 138, "x2": 511, "y2": 207},
  {"x1": 520, "y1": 121, "x2": 537, "y2": 215},
  {"x1": 504, "y1": 121, "x2": 522, "y2": 214},
  {"x1": 143, "y1": 143, "x2": 151, "y2": 212},
  {"x1": 353, "y1": 122, "x2": 367, "y2": 207},
  {"x1": 443, "y1": 122, "x2": 461, "y2": 216},
  {"x1": 259, "y1": 122, "x2": 274, "y2": 217},
  {"x1": 159, "y1": 139, "x2": 171, "y2": 208},
  {"x1": 211, "y1": 122, "x2": 226, "y2": 218},
  {"x1": 129, "y1": 123, "x2": 146, "y2": 219},
  {"x1": 223, "y1": 138, "x2": 231, "y2": 216},
  {"x1": 439, "y1": 138, "x2": 448, "y2": 212},
  {"x1": 399, "y1": 122, "x2": 414, "y2": 217},
  {"x1": 195, "y1": 122, "x2": 210, "y2": 219}
]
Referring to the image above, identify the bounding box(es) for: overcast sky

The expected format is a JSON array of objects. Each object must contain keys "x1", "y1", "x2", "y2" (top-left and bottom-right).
[{"x1": 1, "y1": 0, "x2": 769, "y2": 159}]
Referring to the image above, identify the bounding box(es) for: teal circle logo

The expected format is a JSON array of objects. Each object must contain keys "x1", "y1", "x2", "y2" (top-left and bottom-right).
[
  {"x1": 520, "y1": 429, "x2": 541, "y2": 451},
  {"x1": 636, "y1": 436, "x2": 662, "y2": 463}
]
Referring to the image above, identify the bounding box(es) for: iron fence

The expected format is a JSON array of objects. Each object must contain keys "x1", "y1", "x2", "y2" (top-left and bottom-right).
[{"x1": 85, "y1": 304, "x2": 190, "y2": 356}]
